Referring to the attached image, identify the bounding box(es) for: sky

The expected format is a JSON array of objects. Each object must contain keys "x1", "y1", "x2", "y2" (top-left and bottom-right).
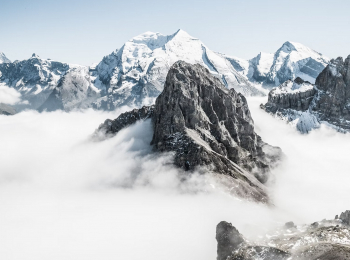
[{"x1": 1, "y1": 0, "x2": 350, "y2": 65}]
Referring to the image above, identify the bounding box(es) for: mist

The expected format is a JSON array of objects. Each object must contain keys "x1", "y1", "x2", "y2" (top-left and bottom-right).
[
  {"x1": 1, "y1": 98, "x2": 350, "y2": 260},
  {"x1": 0, "y1": 84, "x2": 21, "y2": 105}
]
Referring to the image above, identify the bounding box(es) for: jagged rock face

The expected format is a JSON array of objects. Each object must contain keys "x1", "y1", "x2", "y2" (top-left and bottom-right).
[
  {"x1": 262, "y1": 55, "x2": 350, "y2": 133},
  {"x1": 96, "y1": 61, "x2": 282, "y2": 202},
  {"x1": 151, "y1": 61, "x2": 280, "y2": 183},
  {"x1": 313, "y1": 56, "x2": 350, "y2": 130},
  {"x1": 95, "y1": 105, "x2": 154, "y2": 139},
  {"x1": 216, "y1": 221, "x2": 245, "y2": 260},
  {"x1": 339, "y1": 210, "x2": 350, "y2": 226},
  {"x1": 216, "y1": 221, "x2": 290, "y2": 260},
  {"x1": 92, "y1": 30, "x2": 264, "y2": 111},
  {"x1": 217, "y1": 211, "x2": 350, "y2": 260},
  {"x1": 0, "y1": 54, "x2": 70, "y2": 109},
  {"x1": 0, "y1": 103, "x2": 16, "y2": 115},
  {"x1": 263, "y1": 77, "x2": 316, "y2": 113}
]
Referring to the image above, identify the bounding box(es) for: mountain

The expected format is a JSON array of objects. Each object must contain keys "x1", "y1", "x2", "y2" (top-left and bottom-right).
[
  {"x1": 216, "y1": 210, "x2": 350, "y2": 260},
  {"x1": 38, "y1": 65, "x2": 103, "y2": 112},
  {"x1": 226, "y1": 41, "x2": 329, "y2": 88},
  {"x1": 0, "y1": 54, "x2": 71, "y2": 109},
  {"x1": 95, "y1": 61, "x2": 282, "y2": 202},
  {"x1": 92, "y1": 29, "x2": 264, "y2": 110},
  {"x1": 0, "y1": 52, "x2": 11, "y2": 64},
  {"x1": 261, "y1": 55, "x2": 350, "y2": 133}
]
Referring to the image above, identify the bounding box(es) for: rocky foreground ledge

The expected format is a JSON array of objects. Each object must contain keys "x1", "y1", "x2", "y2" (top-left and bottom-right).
[
  {"x1": 262, "y1": 55, "x2": 350, "y2": 133},
  {"x1": 217, "y1": 210, "x2": 350, "y2": 260},
  {"x1": 95, "y1": 61, "x2": 282, "y2": 202}
]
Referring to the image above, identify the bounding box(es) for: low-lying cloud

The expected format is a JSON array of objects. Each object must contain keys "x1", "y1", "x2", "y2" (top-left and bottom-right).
[
  {"x1": 0, "y1": 84, "x2": 22, "y2": 105},
  {"x1": 0, "y1": 98, "x2": 349, "y2": 260}
]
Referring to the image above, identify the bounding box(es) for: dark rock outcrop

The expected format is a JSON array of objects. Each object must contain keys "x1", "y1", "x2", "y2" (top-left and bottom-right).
[
  {"x1": 263, "y1": 77, "x2": 316, "y2": 113},
  {"x1": 217, "y1": 211, "x2": 350, "y2": 260},
  {"x1": 262, "y1": 55, "x2": 350, "y2": 133},
  {"x1": 96, "y1": 61, "x2": 282, "y2": 202},
  {"x1": 96, "y1": 105, "x2": 154, "y2": 137},
  {"x1": 313, "y1": 56, "x2": 350, "y2": 130},
  {"x1": 216, "y1": 222, "x2": 290, "y2": 260},
  {"x1": 339, "y1": 210, "x2": 350, "y2": 226},
  {"x1": 216, "y1": 221, "x2": 245, "y2": 260}
]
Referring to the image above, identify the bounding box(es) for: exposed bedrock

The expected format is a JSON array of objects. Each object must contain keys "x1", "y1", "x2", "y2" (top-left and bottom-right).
[
  {"x1": 217, "y1": 210, "x2": 350, "y2": 260},
  {"x1": 96, "y1": 61, "x2": 282, "y2": 202}
]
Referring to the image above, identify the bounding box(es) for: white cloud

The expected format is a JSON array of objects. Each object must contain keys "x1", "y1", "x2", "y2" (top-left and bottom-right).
[
  {"x1": 0, "y1": 99, "x2": 349, "y2": 260},
  {"x1": 0, "y1": 84, "x2": 21, "y2": 105}
]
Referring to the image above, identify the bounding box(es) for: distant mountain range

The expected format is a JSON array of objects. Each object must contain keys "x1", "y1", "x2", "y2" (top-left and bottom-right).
[
  {"x1": 226, "y1": 41, "x2": 329, "y2": 87},
  {"x1": 0, "y1": 30, "x2": 330, "y2": 112}
]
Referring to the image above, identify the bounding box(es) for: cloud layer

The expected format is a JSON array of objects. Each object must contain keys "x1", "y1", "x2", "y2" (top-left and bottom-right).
[
  {"x1": 0, "y1": 98, "x2": 349, "y2": 260},
  {"x1": 0, "y1": 84, "x2": 21, "y2": 105}
]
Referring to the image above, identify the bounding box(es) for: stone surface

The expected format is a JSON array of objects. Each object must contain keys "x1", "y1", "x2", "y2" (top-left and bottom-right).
[
  {"x1": 339, "y1": 210, "x2": 350, "y2": 226},
  {"x1": 217, "y1": 211, "x2": 350, "y2": 260},
  {"x1": 216, "y1": 221, "x2": 245, "y2": 260},
  {"x1": 95, "y1": 61, "x2": 283, "y2": 202},
  {"x1": 262, "y1": 55, "x2": 350, "y2": 133}
]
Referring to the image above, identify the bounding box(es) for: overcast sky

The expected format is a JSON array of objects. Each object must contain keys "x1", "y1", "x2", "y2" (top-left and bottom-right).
[{"x1": 1, "y1": 0, "x2": 349, "y2": 65}]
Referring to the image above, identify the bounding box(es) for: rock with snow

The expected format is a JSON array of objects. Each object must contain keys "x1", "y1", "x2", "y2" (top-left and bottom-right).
[
  {"x1": 0, "y1": 52, "x2": 11, "y2": 64},
  {"x1": 216, "y1": 222, "x2": 290, "y2": 260},
  {"x1": 262, "y1": 55, "x2": 350, "y2": 133},
  {"x1": 96, "y1": 61, "x2": 282, "y2": 202},
  {"x1": 92, "y1": 29, "x2": 264, "y2": 111},
  {"x1": 217, "y1": 211, "x2": 350, "y2": 260},
  {"x1": 39, "y1": 66, "x2": 102, "y2": 112},
  {"x1": 216, "y1": 221, "x2": 245, "y2": 260},
  {"x1": 226, "y1": 41, "x2": 329, "y2": 88},
  {"x1": 0, "y1": 54, "x2": 71, "y2": 110}
]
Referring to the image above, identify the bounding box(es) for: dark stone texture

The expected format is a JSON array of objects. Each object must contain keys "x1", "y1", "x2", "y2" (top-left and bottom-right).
[
  {"x1": 262, "y1": 55, "x2": 350, "y2": 133},
  {"x1": 263, "y1": 77, "x2": 316, "y2": 113},
  {"x1": 216, "y1": 221, "x2": 245, "y2": 260},
  {"x1": 95, "y1": 61, "x2": 283, "y2": 202},
  {"x1": 96, "y1": 105, "x2": 154, "y2": 137}
]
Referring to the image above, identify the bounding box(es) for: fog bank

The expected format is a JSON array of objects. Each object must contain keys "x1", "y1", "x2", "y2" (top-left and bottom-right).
[{"x1": 0, "y1": 99, "x2": 349, "y2": 259}]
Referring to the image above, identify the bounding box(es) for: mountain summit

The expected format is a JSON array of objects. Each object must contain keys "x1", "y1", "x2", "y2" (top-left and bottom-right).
[
  {"x1": 226, "y1": 41, "x2": 329, "y2": 87},
  {"x1": 93, "y1": 29, "x2": 264, "y2": 110},
  {"x1": 0, "y1": 52, "x2": 11, "y2": 64},
  {"x1": 96, "y1": 61, "x2": 282, "y2": 201}
]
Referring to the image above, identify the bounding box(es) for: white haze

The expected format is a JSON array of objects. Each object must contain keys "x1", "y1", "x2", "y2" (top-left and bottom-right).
[
  {"x1": 0, "y1": 84, "x2": 21, "y2": 105},
  {"x1": 0, "y1": 98, "x2": 349, "y2": 260}
]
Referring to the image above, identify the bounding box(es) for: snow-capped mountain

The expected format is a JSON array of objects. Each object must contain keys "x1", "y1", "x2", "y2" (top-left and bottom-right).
[
  {"x1": 93, "y1": 29, "x2": 264, "y2": 110},
  {"x1": 0, "y1": 52, "x2": 11, "y2": 64},
  {"x1": 226, "y1": 41, "x2": 329, "y2": 88},
  {"x1": 0, "y1": 54, "x2": 71, "y2": 109},
  {"x1": 39, "y1": 66, "x2": 103, "y2": 112}
]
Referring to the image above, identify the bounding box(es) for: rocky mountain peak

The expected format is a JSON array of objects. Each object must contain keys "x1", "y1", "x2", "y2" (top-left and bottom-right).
[
  {"x1": 96, "y1": 61, "x2": 282, "y2": 202},
  {"x1": 0, "y1": 52, "x2": 11, "y2": 64}
]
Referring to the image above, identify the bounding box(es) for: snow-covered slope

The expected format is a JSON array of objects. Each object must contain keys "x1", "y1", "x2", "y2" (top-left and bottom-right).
[
  {"x1": 0, "y1": 54, "x2": 70, "y2": 109},
  {"x1": 39, "y1": 66, "x2": 103, "y2": 112},
  {"x1": 226, "y1": 41, "x2": 329, "y2": 88},
  {"x1": 0, "y1": 52, "x2": 11, "y2": 64},
  {"x1": 93, "y1": 29, "x2": 264, "y2": 110}
]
